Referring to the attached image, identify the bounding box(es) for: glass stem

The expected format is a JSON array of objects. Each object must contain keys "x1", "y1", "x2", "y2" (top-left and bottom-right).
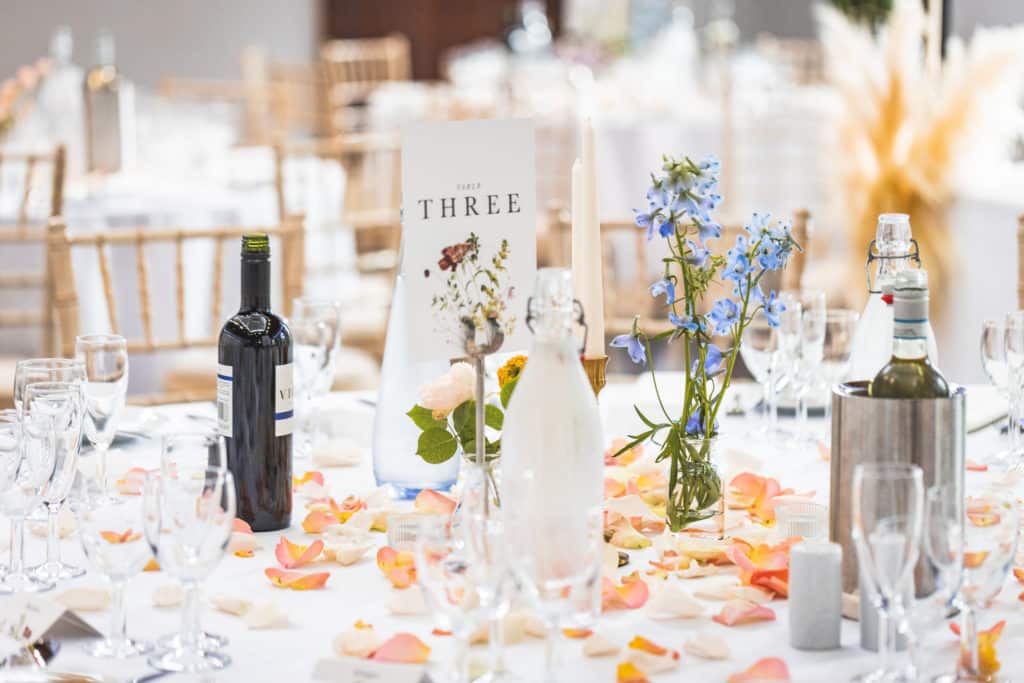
[
  {"x1": 767, "y1": 364, "x2": 778, "y2": 438},
  {"x1": 1010, "y1": 396, "x2": 1021, "y2": 458},
  {"x1": 488, "y1": 613, "x2": 505, "y2": 675},
  {"x1": 45, "y1": 503, "x2": 60, "y2": 564},
  {"x1": 109, "y1": 580, "x2": 127, "y2": 648},
  {"x1": 958, "y1": 605, "x2": 979, "y2": 678},
  {"x1": 9, "y1": 518, "x2": 24, "y2": 574},
  {"x1": 181, "y1": 581, "x2": 202, "y2": 654},
  {"x1": 97, "y1": 445, "x2": 109, "y2": 499},
  {"x1": 451, "y1": 628, "x2": 470, "y2": 683},
  {"x1": 797, "y1": 391, "x2": 808, "y2": 443},
  {"x1": 543, "y1": 619, "x2": 561, "y2": 683},
  {"x1": 876, "y1": 600, "x2": 892, "y2": 674}
]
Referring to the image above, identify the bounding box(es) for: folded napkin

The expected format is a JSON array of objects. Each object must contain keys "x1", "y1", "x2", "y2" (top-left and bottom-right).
[{"x1": 966, "y1": 385, "x2": 1007, "y2": 432}]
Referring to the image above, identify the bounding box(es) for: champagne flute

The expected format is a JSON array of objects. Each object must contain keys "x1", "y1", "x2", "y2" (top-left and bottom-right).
[
  {"x1": 75, "y1": 334, "x2": 129, "y2": 506},
  {"x1": 290, "y1": 298, "x2": 341, "y2": 460},
  {"x1": 77, "y1": 495, "x2": 153, "y2": 658},
  {"x1": 0, "y1": 410, "x2": 55, "y2": 593},
  {"x1": 415, "y1": 515, "x2": 482, "y2": 683},
  {"x1": 997, "y1": 315, "x2": 1023, "y2": 468},
  {"x1": 24, "y1": 381, "x2": 86, "y2": 582},
  {"x1": 740, "y1": 317, "x2": 783, "y2": 440},
  {"x1": 790, "y1": 307, "x2": 825, "y2": 449},
  {"x1": 156, "y1": 432, "x2": 229, "y2": 653},
  {"x1": 851, "y1": 462, "x2": 924, "y2": 683},
  {"x1": 821, "y1": 309, "x2": 859, "y2": 416},
  {"x1": 143, "y1": 467, "x2": 236, "y2": 673},
  {"x1": 950, "y1": 493, "x2": 1018, "y2": 682}
]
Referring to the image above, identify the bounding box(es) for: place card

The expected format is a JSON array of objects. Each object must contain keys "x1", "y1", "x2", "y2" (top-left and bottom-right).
[
  {"x1": 400, "y1": 119, "x2": 537, "y2": 361},
  {"x1": 313, "y1": 657, "x2": 434, "y2": 683},
  {"x1": 0, "y1": 594, "x2": 101, "y2": 659}
]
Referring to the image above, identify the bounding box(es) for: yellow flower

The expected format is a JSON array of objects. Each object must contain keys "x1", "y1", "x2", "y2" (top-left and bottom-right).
[{"x1": 497, "y1": 355, "x2": 527, "y2": 388}]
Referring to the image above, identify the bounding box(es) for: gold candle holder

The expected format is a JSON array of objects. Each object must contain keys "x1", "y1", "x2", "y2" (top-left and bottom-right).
[{"x1": 582, "y1": 355, "x2": 608, "y2": 397}]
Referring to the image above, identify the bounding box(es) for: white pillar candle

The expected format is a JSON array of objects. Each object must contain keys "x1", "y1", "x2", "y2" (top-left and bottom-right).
[
  {"x1": 571, "y1": 158, "x2": 585, "y2": 309},
  {"x1": 789, "y1": 540, "x2": 842, "y2": 650},
  {"x1": 580, "y1": 118, "x2": 605, "y2": 358}
]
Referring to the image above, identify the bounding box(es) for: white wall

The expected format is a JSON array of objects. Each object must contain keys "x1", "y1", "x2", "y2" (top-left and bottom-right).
[{"x1": 0, "y1": 0, "x2": 319, "y2": 87}]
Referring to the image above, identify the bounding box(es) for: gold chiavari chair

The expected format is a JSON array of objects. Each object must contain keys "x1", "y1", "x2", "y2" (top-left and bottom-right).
[
  {"x1": 273, "y1": 132, "x2": 400, "y2": 363},
  {"x1": 1018, "y1": 214, "x2": 1024, "y2": 309},
  {"x1": 320, "y1": 34, "x2": 411, "y2": 135},
  {"x1": 46, "y1": 216, "x2": 305, "y2": 405},
  {"x1": 0, "y1": 144, "x2": 65, "y2": 407}
]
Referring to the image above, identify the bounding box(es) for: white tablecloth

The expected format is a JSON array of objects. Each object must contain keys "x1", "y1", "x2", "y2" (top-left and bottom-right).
[{"x1": 12, "y1": 381, "x2": 1022, "y2": 682}]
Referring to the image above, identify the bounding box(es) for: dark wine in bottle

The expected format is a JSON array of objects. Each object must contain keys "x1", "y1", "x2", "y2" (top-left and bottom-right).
[
  {"x1": 218, "y1": 234, "x2": 294, "y2": 531},
  {"x1": 869, "y1": 269, "x2": 950, "y2": 399}
]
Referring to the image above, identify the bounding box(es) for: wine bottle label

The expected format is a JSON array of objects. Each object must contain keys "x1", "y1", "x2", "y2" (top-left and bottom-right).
[
  {"x1": 893, "y1": 298, "x2": 928, "y2": 341},
  {"x1": 275, "y1": 363, "x2": 295, "y2": 437},
  {"x1": 217, "y1": 363, "x2": 233, "y2": 438}
]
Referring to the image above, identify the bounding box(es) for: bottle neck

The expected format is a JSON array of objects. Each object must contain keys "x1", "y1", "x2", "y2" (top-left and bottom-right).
[
  {"x1": 240, "y1": 258, "x2": 271, "y2": 312},
  {"x1": 891, "y1": 296, "x2": 929, "y2": 361}
]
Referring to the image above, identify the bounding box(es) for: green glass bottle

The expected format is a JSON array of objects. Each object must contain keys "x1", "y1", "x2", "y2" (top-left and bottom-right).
[{"x1": 869, "y1": 269, "x2": 950, "y2": 399}]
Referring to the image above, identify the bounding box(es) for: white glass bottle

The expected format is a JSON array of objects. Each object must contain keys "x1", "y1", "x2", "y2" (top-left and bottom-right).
[
  {"x1": 501, "y1": 268, "x2": 604, "y2": 637},
  {"x1": 37, "y1": 26, "x2": 85, "y2": 176},
  {"x1": 847, "y1": 214, "x2": 938, "y2": 381},
  {"x1": 83, "y1": 30, "x2": 135, "y2": 173}
]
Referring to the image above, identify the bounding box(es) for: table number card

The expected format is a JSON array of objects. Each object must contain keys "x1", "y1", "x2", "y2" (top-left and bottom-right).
[
  {"x1": 0, "y1": 595, "x2": 100, "y2": 660},
  {"x1": 313, "y1": 658, "x2": 434, "y2": 683},
  {"x1": 400, "y1": 119, "x2": 537, "y2": 360}
]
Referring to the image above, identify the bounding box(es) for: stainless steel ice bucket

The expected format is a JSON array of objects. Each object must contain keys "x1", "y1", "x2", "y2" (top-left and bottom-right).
[{"x1": 829, "y1": 381, "x2": 965, "y2": 594}]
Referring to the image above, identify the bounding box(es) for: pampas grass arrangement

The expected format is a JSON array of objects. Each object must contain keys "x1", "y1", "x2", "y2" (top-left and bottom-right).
[{"x1": 817, "y1": 0, "x2": 1024, "y2": 311}]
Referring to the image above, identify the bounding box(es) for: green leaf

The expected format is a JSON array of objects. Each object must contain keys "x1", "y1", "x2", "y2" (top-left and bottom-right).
[
  {"x1": 452, "y1": 401, "x2": 475, "y2": 443},
  {"x1": 416, "y1": 428, "x2": 458, "y2": 464},
  {"x1": 406, "y1": 404, "x2": 444, "y2": 431},
  {"x1": 499, "y1": 377, "x2": 519, "y2": 409},
  {"x1": 485, "y1": 404, "x2": 503, "y2": 430}
]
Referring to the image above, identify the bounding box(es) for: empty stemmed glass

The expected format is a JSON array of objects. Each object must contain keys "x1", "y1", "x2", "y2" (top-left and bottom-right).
[
  {"x1": 950, "y1": 492, "x2": 1018, "y2": 682},
  {"x1": 821, "y1": 310, "x2": 859, "y2": 416},
  {"x1": 789, "y1": 307, "x2": 826, "y2": 450},
  {"x1": 76, "y1": 334, "x2": 129, "y2": 506},
  {"x1": 1004, "y1": 312, "x2": 1024, "y2": 468},
  {"x1": 0, "y1": 410, "x2": 55, "y2": 593},
  {"x1": 852, "y1": 462, "x2": 924, "y2": 683},
  {"x1": 24, "y1": 381, "x2": 86, "y2": 582},
  {"x1": 290, "y1": 298, "x2": 341, "y2": 459},
  {"x1": 740, "y1": 317, "x2": 783, "y2": 440},
  {"x1": 77, "y1": 495, "x2": 153, "y2": 658},
  {"x1": 415, "y1": 515, "x2": 482, "y2": 683},
  {"x1": 983, "y1": 317, "x2": 1016, "y2": 467},
  {"x1": 143, "y1": 466, "x2": 236, "y2": 673}
]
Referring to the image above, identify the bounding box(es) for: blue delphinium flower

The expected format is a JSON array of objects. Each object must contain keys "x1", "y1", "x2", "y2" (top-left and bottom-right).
[
  {"x1": 647, "y1": 186, "x2": 668, "y2": 211},
  {"x1": 706, "y1": 298, "x2": 740, "y2": 335},
  {"x1": 770, "y1": 219, "x2": 792, "y2": 242},
  {"x1": 657, "y1": 216, "x2": 675, "y2": 238},
  {"x1": 756, "y1": 239, "x2": 783, "y2": 270},
  {"x1": 696, "y1": 219, "x2": 722, "y2": 245},
  {"x1": 650, "y1": 278, "x2": 675, "y2": 305},
  {"x1": 691, "y1": 345, "x2": 723, "y2": 375},
  {"x1": 761, "y1": 290, "x2": 785, "y2": 327},
  {"x1": 686, "y1": 239, "x2": 709, "y2": 268},
  {"x1": 745, "y1": 212, "x2": 772, "y2": 240},
  {"x1": 722, "y1": 251, "x2": 754, "y2": 283},
  {"x1": 633, "y1": 208, "x2": 655, "y2": 240},
  {"x1": 669, "y1": 311, "x2": 700, "y2": 333},
  {"x1": 684, "y1": 407, "x2": 719, "y2": 437},
  {"x1": 610, "y1": 332, "x2": 646, "y2": 365}
]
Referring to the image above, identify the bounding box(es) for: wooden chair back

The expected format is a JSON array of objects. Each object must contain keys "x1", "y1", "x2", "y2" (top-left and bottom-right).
[
  {"x1": 46, "y1": 216, "x2": 305, "y2": 404},
  {"x1": 320, "y1": 34, "x2": 411, "y2": 134},
  {"x1": 0, "y1": 144, "x2": 66, "y2": 355},
  {"x1": 1018, "y1": 213, "x2": 1024, "y2": 309}
]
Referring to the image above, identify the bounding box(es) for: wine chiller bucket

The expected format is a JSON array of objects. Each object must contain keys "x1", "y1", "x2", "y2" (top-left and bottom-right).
[{"x1": 829, "y1": 381, "x2": 965, "y2": 594}]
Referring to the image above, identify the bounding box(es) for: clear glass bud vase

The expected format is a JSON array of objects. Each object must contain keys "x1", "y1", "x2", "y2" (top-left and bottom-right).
[{"x1": 666, "y1": 435, "x2": 724, "y2": 536}]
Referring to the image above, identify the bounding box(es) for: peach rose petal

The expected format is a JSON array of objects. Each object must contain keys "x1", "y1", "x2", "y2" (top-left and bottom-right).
[
  {"x1": 264, "y1": 567, "x2": 330, "y2": 590},
  {"x1": 712, "y1": 600, "x2": 777, "y2": 626},
  {"x1": 293, "y1": 471, "x2": 325, "y2": 490},
  {"x1": 302, "y1": 510, "x2": 341, "y2": 534},
  {"x1": 143, "y1": 558, "x2": 160, "y2": 572},
  {"x1": 616, "y1": 662, "x2": 651, "y2": 683},
  {"x1": 369, "y1": 633, "x2": 431, "y2": 664},
  {"x1": 602, "y1": 572, "x2": 650, "y2": 611},
  {"x1": 562, "y1": 628, "x2": 592, "y2": 639},
  {"x1": 1014, "y1": 567, "x2": 1024, "y2": 584},
  {"x1": 377, "y1": 546, "x2": 417, "y2": 589},
  {"x1": 728, "y1": 657, "x2": 791, "y2": 682},
  {"x1": 274, "y1": 536, "x2": 324, "y2": 569},
  {"x1": 414, "y1": 489, "x2": 456, "y2": 516},
  {"x1": 966, "y1": 459, "x2": 988, "y2": 472},
  {"x1": 432, "y1": 628, "x2": 453, "y2": 637},
  {"x1": 115, "y1": 467, "x2": 147, "y2": 495},
  {"x1": 335, "y1": 622, "x2": 384, "y2": 658},
  {"x1": 227, "y1": 531, "x2": 259, "y2": 556},
  {"x1": 950, "y1": 620, "x2": 1006, "y2": 678},
  {"x1": 100, "y1": 529, "x2": 142, "y2": 544},
  {"x1": 233, "y1": 518, "x2": 253, "y2": 534}
]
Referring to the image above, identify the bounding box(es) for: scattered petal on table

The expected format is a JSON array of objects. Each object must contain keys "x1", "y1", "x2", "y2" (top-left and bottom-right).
[
  {"x1": 100, "y1": 528, "x2": 142, "y2": 544},
  {"x1": 115, "y1": 467, "x2": 147, "y2": 495},
  {"x1": 233, "y1": 518, "x2": 253, "y2": 534},
  {"x1": 966, "y1": 501, "x2": 1000, "y2": 527},
  {"x1": 625, "y1": 635, "x2": 680, "y2": 674},
  {"x1": 377, "y1": 546, "x2": 416, "y2": 589},
  {"x1": 30, "y1": 506, "x2": 75, "y2": 538},
  {"x1": 523, "y1": 613, "x2": 546, "y2": 639},
  {"x1": 302, "y1": 510, "x2": 342, "y2": 534},
  {"x1": 413, "y1": 489, "x2": 456, "y2": 516},
  {"x1": 312, "y1": 437, "x2": 363, "y2": 467},
  {"x1": 727, "y1": 472, "x2": 799, "y2": 525},
  {"x1": 431, "y1": 628, "x2": 452, "y2": 636},
  {"x1": 583, "y1": 632, "x2": 620, "y2": 657},
  {"x1": 727, "y1": 657, "x2": 791, "y2": 682},
  {"x1": 152, "y1": 583, "x2": 184, "y2": 608},
  {"x1": 647, "y1": 580, "x2": 704, "y2": 619},
  {"x1": 950, "y1": 620, "x2": 1005, "y2": 678},
  {"x1": 388, "y1": 584, "x2": 428, "y2": 616},
  {"x1": 245, "y1": 602, "x2": 289, "y2": 629},
  {"x1": 143, "y1": 558, "x2": 160, "y2": 572},
  {"x1": 726, "y1": 540, "x2": 792, "y2": 598},
  {"x1": 293, "y1": 471, "x2": 325, "y2": 490},
  {"x1": 712, "y1": 600, "x2": 776, "y2": 626},
  {"x1": 334, "y1": 621, "x2": 384, "y2": 658},
  {"x1": 602, "y1": 572, "x2": 650, "y2": 611},
  {"x1": 369, "y1": 633, "x2": 431, "y2": 664},
  {"x1": 695, "y1": 578, "x2": 741, "y2": 602},
  {"x1": 607, "y1": 518, "x2": 652, "y2": 550},
  {"x1": 57, "y1": 587, "x2": 110, "y2": 612},
  {"x1": 605, "y1": 438, "x2": 643, "y2": 466},
  {"x1": 817, "y1": 442, "x2": 831, "y2": 462},
  {"x1": 684, "y1": 631, "x2": 730, "y2": 660},
  {"x1": 1013, "y1": 567, "x2": 1024, "y2": 583},
  {"x1": 227, "y1": 531, "x2": 260, "y2": 556},
  {"x1": 563, "y1": 628, "x2": 592, "y2": 639},
  {"x1": 324, "y1": 538, "x2": 374, "y2": 566},
  {"x1": 264, "y1": 567, "x2": 330, "y2": 590},
  {"x1": 965, "y1": 459, "x2": 988, "y2": 472},
  {"x1": 730, "y1": 585, "x2": 775, "y2": 604},
  {"x1": 605, "y1": 477, "x2": 627, "y2": 499},
  {"x1": 674, "y1": 534, "x2": 734, "y2": 564},
  {"x1": 274, "y1": 536, "x2": 324, "y2": 569},
  {"x1": 210, "y1": 594, "x2": 252, "y2": 616},
  {"x1": 616, "y1": 661, "x2": 650, "y2": 683}
]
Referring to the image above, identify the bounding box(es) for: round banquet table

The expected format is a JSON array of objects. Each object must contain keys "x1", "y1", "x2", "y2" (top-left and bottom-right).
[{"x1": 16, "y1": 380, "x2": 1023, "y2": 682}]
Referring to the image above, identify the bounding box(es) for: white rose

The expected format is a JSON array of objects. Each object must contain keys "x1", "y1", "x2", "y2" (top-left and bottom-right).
[{"x1": 418, "y1": 362, "x2": 475, "y2": 419}]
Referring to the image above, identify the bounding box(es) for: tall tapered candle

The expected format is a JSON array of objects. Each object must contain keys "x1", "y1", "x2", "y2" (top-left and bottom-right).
[
  {"x1": 580, "y1": 118, "x2": 605, "y2": 358},
  {"x1": 571, "y1": 158, "x2": 584, "y2": 309}
]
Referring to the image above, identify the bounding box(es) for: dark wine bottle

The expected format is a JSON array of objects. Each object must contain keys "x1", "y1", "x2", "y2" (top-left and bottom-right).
[
  {"x1": 869, "y1": 269, "x2": 950, "y2": 399},
  {"x1": 218, "y1": 234, "x2": 294, "y2": 531}
]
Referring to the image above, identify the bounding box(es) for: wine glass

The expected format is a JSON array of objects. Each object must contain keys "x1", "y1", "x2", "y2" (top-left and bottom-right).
[
  {"x1": 23, "y1": 381, "x2": 86, "y2": 583},
  {"x1": 789, "y1": 307, "x2": 826, "y2": 450},
  {"x1": 0, "y1": 410, "x2": 55, "y2": 593},
  {"x1": 999, "y1": 314, "x2": 1024, "y2": 468},
  {"x1": 949, "y1": 492, "x2": 1018, "y2": 682},
  {"x1": 851, "y1": 462, "x2": 924, "y2": 682},
  {"x1": 77, "y1": 495, "x2": 153, "y2": 658},
  {"x1": 740, "y1": 317, "x2": 783, "y2": 440},
  {"x1": 156, "y1": 432, "x2": 229, "y2": 653},
  {"x1": 143, "y1": 467, "x2": 236, "y2": 673},
  {"x1": 821, "y1": 309, "x2": 859, "y2": 412},
  {"x1": 980, "y1": 320, "x2": 1008, "y2": 391},
  {"x1": 777, "y1": 299, "x2": 803, "y2": 439},
  {"x1": 75, "y1": 334, "x2": 129, "y2": 506},
  {"x1": 290, "y1": 298, "x2": 341, "y2": 459},
  {"x1": 415, "y1": 515, "x2": 482, "y2": 683}
]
